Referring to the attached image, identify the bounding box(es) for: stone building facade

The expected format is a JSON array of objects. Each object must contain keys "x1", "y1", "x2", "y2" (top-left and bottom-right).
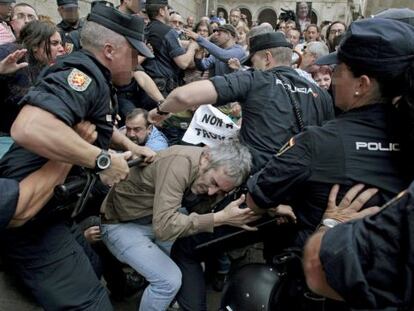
[{"x1": 16, "y1": 0, "x2": 414, "y2": 26}]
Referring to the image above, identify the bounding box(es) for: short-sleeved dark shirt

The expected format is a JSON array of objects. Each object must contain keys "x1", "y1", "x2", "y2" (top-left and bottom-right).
[
  {"x1": 142, "y1": 19, "x2": 186, "y2": 82},
  {"x1": 0, "y1": 178, "x2": 19, "y2": 230},
  {"x1": 247, "y1": 104, "x2": 410, "y2": 245},
  {"x1": 0, "y1": 49, "x2": 117, "y2": 181},
  {"x1": 320, "y1": 180, "x2": 414, "y2": 310},
  {"x1": 210, "y1": 66, "x2": 335, "y2": 172}
]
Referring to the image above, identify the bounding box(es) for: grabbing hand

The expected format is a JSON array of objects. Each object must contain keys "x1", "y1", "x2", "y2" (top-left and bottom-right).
[
  {"x1": 148, "y1": 108, "x2": 170, "y2": 124},
  {"x1": 74, "y1": 120, "x2": 97, "y2": 144},
  {"x1": 216, "y1": 194, "x2": 262, "y2": 231},
  {"x1": 268, "y1": 204, "x2": 297, "y2": 225},
  {"x1": 84, "y1": 226, "x2": 101, "y2": 243},
  {"x1": 323, "y1": 184, "x2": 380, "y2": 223},
  {"x1": 183, "y1": 28, "x2": 199, "y2": 41},
  {"x1": 99, "y1": 151, "x2": 131, "y2": 186},
  {"x1": 228, "y1": 58, "x2": 241, "y2": 70},
  {"x1": 0, "y1": 49, "x2": 28, "y2": 74}
]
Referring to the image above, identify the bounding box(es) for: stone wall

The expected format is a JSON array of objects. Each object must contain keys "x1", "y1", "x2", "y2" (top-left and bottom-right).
[{"x1": 18, "y1": 0, "x2": 203, "y2": 24}]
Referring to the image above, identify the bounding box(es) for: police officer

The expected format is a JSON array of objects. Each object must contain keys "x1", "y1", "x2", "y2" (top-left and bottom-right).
[
  {"x1": 153, "y1": 32, "x2": 334, "y2": 311},
  {"x1": 56, "y1": 0, "x2": 84, "y2": 52},
  {"x1": 149, "y1": 31, "x2": 334, "y2": 172},
  {"x1": 0, "y1": 3, "x2": 155, "y2": 309},
  {"x1": 143, "y1": 0, "x2": 201, "y2": 144},
  {"x1": 143, "y1": 0, "x2": 198, "y2": 95},
  {"x1": 245, "y1": 18, "x2": 414, "y2": 249},
  {"x1": 304, "y1": 181, "x2": 414, "y2": 310}
]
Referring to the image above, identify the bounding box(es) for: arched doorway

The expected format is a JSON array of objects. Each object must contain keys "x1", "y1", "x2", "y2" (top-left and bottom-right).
[
  {"x1": 217, "y1": 7, "x2": 228, "y2": 23},
  {"x1": 311, "y1": 10, "x2": 318, "y2": 25},
  {"x1": 257, "y1": 8, "x2": 277, "y2": 29},
  {"x1": 239, "y1": 7, "x2": 252, "y2": 27}
]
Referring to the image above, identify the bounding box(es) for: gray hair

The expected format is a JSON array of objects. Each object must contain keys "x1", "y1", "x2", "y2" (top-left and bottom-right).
[
  {"x1": 204, "y1": 141, "x2": 252, "y2": 186},
  {"x1": 80, "y1": 21, "x2": 126, "y2": 52},
  {"x1": 247, "y1": 23, "x2": 274, "y2": 40},
  {"x1": 255, "y1": 46, "x2": 292, "y2": 66},
  {"x1": 306, "y1": 41, "x2": 329, "y2": 59}
]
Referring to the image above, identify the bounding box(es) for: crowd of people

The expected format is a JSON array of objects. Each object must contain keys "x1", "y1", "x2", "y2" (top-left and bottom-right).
[{"x1": 0, "y1": 0, "x2": 413, "y2": 310}]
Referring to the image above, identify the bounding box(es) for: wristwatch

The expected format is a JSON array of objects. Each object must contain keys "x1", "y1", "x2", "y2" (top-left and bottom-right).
[
  {"x1": 94, "y1": 150, "x2": 111, "y2": 172},
  {"x1": 321, "y1": 218, "x2": 341, "y2": 228},
  {"x1": 156, "y1": 100, "x2": 169, "y2": 116}
]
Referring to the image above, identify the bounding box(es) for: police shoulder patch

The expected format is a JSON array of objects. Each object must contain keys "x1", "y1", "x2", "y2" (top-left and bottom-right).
[
  {"x1": 67, "y1": 68, "x2": 91, "y2": 92},
  {"x1": 276, "y1": 137, "x2": 296, "y2": 157},
  {"x1": 64, "y1": 42, "x2": 74, "y2": 54}
]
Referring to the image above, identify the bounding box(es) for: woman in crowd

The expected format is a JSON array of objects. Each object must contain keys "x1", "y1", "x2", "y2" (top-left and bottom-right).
[
  {"x1": 236, "y1": 22, "x2": 249, "y2": 52},
  {"x1": 0, "y1": 20, "x2": 64, "y2": 158},
  {"x1": 184, "y1": 21, "x2": 212, "y2": 84},
  {"x1": 310, "y1": 65, "x2": 332, "y2": 90}
]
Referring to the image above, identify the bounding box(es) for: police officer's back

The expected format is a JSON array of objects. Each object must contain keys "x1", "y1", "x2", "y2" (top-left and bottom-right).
[
  {"x1": 142, "y1": 0, "x2": 199, "y2": 95},
  {"x1": 247, "y1": 18, "x2": 414, "y2": 247},
  {"x1": 150, "y1": 32, "x2": 334, "y2": 171}
]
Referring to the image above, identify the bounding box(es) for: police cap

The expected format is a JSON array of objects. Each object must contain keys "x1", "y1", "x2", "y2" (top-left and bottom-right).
[
  {"x1": 315, "y1": 18, "x2": 414, "y2": 75},
  {"x1": 57, "y1": 0, "x2": 78, "y2": 7},
  {"x1": 87, "y1": 2, "x2": 154, "y2": 58},
  {"x1": 145, "y1": 0, "x2": 168, "y2": 5},
  {"x1": 244, "y1": 32, "x2": 292, "y2": 65},
  {"x1": 374, "y1": 8, "x2": 414, "y2": 27},
  {"x1": 249, "y1": 32, "x2": 293, "y2": 54}
]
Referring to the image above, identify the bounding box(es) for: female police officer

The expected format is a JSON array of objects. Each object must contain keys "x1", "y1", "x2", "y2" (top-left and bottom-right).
[{"x1": 246, "y1": 17, "x2": 414, "y2": 248}]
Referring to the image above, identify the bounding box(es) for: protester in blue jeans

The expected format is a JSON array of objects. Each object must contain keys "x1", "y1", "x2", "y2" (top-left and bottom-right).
[{"x1": 101, "y1": 142, "x2": 258, "y2": 311}]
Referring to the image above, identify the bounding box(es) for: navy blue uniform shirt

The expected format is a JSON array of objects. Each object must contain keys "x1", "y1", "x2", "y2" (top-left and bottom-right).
[{"x1": 142, "y1": 19, "x2": 186, "y2": 82}]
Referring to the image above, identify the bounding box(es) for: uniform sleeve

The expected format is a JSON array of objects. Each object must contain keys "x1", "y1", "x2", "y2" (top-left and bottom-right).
[
  {"x1": 19, "y1": 68, "x2": 98, "y2": 126},
  {"x1": 247, "y1": 130, "x2": 314, "y2": 208},
  {"x1": 152, "y1": 156, "x2": 214, "y2": 241},
  {"x1": 320, "y1": 189, "x2": 413, "y2": 309},
  {"x1": 210, "y1": 70, "x2": 254, "y2": 106},
  {"x1": 0, "y1": 178, "x2": 19, "y2": 230},
  {"x1": 165, "y1": 29, "x2": 186, "y2": 59}
]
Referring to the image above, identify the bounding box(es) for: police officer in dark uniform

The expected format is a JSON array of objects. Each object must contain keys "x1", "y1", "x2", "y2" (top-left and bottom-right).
[
  {"x1": 246, "y1": 18, "x2": 414, "y2": 247},
  {"x1": 0, "y1": 3, "x2": 155, "y2": 309},
  {"x1": 143, "y1": 0, "x2": 201, "y2": 144},
  {"x1": 143, "y1": 0, "x2": 198, "y2": 95},
  {"x1": 303, "y1": 179, "x2": 414, "y2": 310},
  {"x1": 149, "y1": 31, "x2": 334, "y2": 172},
  {"x1": 56, "y1": 0, "x2": 85, "y2": 54},
  {"x1": 148, "y1": 32, "x2": 334, "y2": 311}
]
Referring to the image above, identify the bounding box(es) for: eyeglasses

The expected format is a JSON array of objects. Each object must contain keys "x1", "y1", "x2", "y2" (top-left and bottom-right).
[
  {"x1": 329, "y1": 29, "x2": 344, "y2": 35},
  {"x1": 14, "y1": 13, "x2": 37, "y2": 21}
]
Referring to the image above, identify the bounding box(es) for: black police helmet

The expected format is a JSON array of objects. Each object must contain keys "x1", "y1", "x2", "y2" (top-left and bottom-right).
[{"x1": 220, "y1": 264, "x2": 283, "y2": 311}]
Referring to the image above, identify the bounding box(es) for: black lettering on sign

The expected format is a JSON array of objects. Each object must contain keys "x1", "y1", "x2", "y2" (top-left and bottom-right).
[
  {"x1": 201, "y1": 114, "x2": 223, "y2": 127},
  {"x1": 195, "y1": 128, "x2": 201, "y2": 136}
]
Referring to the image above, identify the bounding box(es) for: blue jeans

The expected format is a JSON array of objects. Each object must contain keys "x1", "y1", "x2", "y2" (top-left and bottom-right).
[
  {"x1": 102, "y1": 221, "x2": 182, "y2": 311},
  {"x1": 0, "y1": 136, "x2": 13, "y2": 159}
]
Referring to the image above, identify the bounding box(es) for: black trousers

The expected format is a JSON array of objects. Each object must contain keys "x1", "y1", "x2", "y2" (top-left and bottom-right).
[{"x1": 1, "y1": 220, "x2": 113, "y2": 311}]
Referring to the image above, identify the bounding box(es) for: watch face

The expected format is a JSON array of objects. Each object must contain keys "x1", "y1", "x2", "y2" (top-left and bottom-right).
[
  {"x1": 323, "y1": 218, "x2": 340, "y2": 228},
  {"x1": 98, "y1": 155, "x2": 111, "y2": 170}
]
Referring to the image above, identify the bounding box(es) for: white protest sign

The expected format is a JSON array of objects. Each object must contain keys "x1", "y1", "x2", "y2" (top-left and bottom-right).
[{"x1": 182, "y1": 105, "x2": 240, "y2": 146}]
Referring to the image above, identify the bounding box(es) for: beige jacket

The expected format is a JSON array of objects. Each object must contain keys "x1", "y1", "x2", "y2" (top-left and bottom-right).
[{"x1": 101, "y1": 145, "x2": 216, "y2": 241}]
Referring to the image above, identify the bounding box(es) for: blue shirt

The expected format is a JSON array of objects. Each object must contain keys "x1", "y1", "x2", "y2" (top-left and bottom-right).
[
  {"x1": 145, "y1": 126, "x2": 169, "y2": 152},
  {"x1": 195, "y1": 36, "x2": 246, "y2": 77}
]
